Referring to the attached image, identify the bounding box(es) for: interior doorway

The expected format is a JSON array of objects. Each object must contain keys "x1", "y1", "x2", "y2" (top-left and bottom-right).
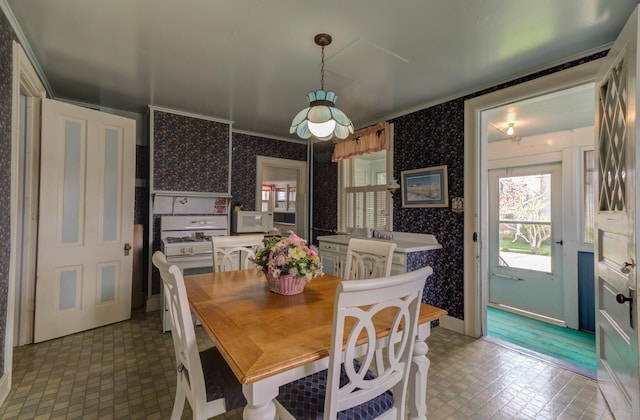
[
  {"x1": 464, "y1": 70, "x2": 600, "y2": 376},
  {"x1": 463, "y1": 58, "x2": 604, "y2": 339},
  {"x1": 255, "y1": 156, "x2": 308, "y2": 239},
  {"x1": 8, "y1": 42, "x2": 46, "y2": 357}
]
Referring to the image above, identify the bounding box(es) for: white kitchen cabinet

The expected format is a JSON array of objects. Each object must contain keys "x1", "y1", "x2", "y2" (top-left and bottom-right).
[
  {"x1": 318, "y1": 241, "x2": 344, "y2": 276},
  {"x1": 318, "y1": 239, "x2": 408, "y2": 276},
  {"x1": 318, "y1": 232, "x2": 441, "y2": 278},
  {"x1": 390, "y1": 252, "x2": 407, "y2": 275}
]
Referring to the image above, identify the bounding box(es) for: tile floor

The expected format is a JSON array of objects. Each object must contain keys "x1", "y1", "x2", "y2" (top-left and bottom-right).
[{"x1": 0, "y1": 310, "x2": 613, "y2": 419}]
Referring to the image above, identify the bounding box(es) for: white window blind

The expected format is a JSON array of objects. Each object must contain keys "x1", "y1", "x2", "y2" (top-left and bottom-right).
[{"x1": 344, "y1": 185, "x2": 388, "y2": 230}]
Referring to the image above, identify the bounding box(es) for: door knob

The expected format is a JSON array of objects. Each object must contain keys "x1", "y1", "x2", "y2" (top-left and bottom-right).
[
  {"x1": 616, "y1": 288, "x2": 635, "y2": 329},
  {"x1": 124, "y1": 242, "x2": 132, "y2": 256},
  {"x1": 616, "y1": 293, "x2": 633, "y2": 304},
  {"x1": 621, "y1": 261, "x2": 636, "y2": 274}
]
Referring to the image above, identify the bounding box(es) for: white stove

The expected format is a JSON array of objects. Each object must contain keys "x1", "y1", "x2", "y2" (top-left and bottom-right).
[
  {"x1": 160, "y1": 214, "x2": 227, "y2": 331},
  {"x1": 160, "y1": 215, "x2": 227, "y2": 268}
]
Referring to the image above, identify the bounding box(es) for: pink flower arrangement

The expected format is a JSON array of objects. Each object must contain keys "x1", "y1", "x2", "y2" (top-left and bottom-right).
[{"x1": 252, "y1": 232, "x2": 323, "y2": 281}]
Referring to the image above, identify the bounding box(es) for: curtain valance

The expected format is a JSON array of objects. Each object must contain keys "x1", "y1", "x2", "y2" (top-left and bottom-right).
[{"x1": 331, "y1": 122, "x2": 390, "y2": 162}]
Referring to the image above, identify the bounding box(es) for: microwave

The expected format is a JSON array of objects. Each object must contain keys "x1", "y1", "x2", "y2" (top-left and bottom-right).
[{"x1": 231, "y1": 211, "x2": 274, "y2": 233}]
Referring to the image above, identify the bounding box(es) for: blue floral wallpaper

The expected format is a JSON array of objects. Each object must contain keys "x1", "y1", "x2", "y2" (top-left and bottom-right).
[
  {"x1": 0, "y1": 7, "x2": 17, "y2": 378},
  {"x1": 314, "y1": 52, "x2": 608, "y2": 320},
  {"x1": 311, "y1": 140, "x2": 338, "y2": 244},
  {"x1": 231, "y1": 133, "x2": 307, "y2": 211},
  {"x1": 152, "y1": 110, "x2": 230, "y2": 193}
]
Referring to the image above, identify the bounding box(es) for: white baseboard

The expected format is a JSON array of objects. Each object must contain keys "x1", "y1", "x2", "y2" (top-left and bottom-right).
[
  {"x1": 0, "y1": 371, "x2": 10, "y2": 409},
  {"x1": 146, "y1": 294, "x2": 161, "y2": 312},
  {"x1": 439, "y1": 315, "x2": 464, "y2": 334}
]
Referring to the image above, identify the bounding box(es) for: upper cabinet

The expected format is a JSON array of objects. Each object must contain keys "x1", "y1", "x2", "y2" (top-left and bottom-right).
[{"x1": 150, "y1": 106, "x2": 232, "y2": 195}]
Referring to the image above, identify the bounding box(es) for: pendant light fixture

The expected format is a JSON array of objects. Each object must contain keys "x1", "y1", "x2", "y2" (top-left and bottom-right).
[{"x1": 290, "y1": 33, "x2": 354, "y2": 141}]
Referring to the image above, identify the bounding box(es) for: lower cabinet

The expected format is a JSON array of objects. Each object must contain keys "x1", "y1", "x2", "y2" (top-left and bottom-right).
[
  {"x1": 318, "y1": 242, "x2": 344, "y2": 277},
  {"x1": 319, "y1": 240, "x2": 407, "y2": 277}
]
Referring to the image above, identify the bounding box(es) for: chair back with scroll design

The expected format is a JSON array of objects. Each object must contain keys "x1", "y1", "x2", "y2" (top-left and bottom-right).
[
  {"x1": 152, "y1": 251, "x2": 245, "y2": 419},
  {"x1": 343, "y1": 238, "x2": 397, "y2": 280},
  {"x1": 275, "y1": 265, "x2": 432, "y2": 419},
  {"x1": 211, "y1": 235, "x2": 264, "y2": 272}
]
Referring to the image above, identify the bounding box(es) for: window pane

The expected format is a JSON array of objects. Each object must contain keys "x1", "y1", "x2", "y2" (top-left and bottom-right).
[
  {"x1": 498, "y1": 222, "x2": 551, "y2": 272},
  {"x1": 583, "y1": 150, "x2": 595, "y2": 244},
  {"x1": 498, "y1": 174, "x2": 552, "y2": 273},
  {"x1": 352, "y1": 150, "x2": 387, "y2": 186}
]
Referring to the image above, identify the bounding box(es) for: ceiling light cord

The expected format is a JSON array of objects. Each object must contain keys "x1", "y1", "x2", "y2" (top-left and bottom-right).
[{"x1": 320, "y1": 44, "x2": 325, "y2": 91}]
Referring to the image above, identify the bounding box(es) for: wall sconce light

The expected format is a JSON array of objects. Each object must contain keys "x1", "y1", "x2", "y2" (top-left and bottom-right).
[
  {"x1": 387, "y1": 179, "x2": 401, "y2": 198},
  {"x1": 290, "y1": 34, "x2": 354, "y2": 141}
]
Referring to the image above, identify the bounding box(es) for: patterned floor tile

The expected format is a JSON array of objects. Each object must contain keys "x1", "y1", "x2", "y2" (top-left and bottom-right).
[{"x1": 0, "y1": 310, "x2": 613, "y2": 419}]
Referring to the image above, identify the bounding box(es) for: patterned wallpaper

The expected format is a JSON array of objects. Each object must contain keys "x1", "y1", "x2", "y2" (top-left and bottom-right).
[
  {"x1": 152, "y1": 110, "x2": 230, "y2": 193},
  {"x1": 231, "y1": 133, "x2": 307, "y2": 211},
  {"x1": 311, "y1": 140, "x2": 338, "y2": 244},
  {"x1": 314, "y1": 52, "x2": 608, "y2": 320},
  {"x1": 0, "y1": 7, "x2": 17, "y2": 378}
]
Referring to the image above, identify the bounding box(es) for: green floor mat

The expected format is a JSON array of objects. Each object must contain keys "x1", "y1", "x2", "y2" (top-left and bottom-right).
[{"x1": 487, "y1": 306, "x2": 596, "y2": 372}]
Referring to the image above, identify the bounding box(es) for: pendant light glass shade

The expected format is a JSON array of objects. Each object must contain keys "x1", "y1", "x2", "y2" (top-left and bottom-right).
[
  {"x1": 290, "y1": 89, "x2": 354, "y2": 141},
  {"x1": 290, "y1": 34, "x2": 354, "y2": 141}
]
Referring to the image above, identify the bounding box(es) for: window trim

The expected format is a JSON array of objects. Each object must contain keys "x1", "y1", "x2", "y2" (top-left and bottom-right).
[
  {"x1": 337, "y1": 125, "x2": 394, "y2": 232},
  {"x1": 578, "y1": 146, "x2": 595, "y2": 249}
]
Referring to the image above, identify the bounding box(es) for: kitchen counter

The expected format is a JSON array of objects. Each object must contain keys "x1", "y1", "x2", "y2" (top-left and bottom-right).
[{"x1": 316, "y1": 232, "x2": 441, "y2": 253}]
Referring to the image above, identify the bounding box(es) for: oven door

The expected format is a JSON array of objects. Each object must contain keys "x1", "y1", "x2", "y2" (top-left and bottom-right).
[{"x1": 165, "y1": 254, "x2": 213, "y2": 271}]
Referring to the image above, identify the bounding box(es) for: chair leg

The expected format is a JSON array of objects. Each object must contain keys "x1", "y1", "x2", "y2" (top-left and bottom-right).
[{"x1": 171, "y1": 379, "x2": 186, "y2": 420}]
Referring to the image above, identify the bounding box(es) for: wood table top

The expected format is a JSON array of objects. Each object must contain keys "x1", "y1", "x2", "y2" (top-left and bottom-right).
[{"x1": 184, "y1": 269, "x2": 447, "y2": 384}]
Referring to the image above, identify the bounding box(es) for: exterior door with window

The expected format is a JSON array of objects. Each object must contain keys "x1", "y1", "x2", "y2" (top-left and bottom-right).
[
  {"x1": 594, "y1": 7, "x2": 640, "y2": 417},
  {"x1": 488, "y1": 164, "x2": 564, "y2": 320},
  {"x1": 34, "y1": 99, "x2": 135, "y2": 342}
]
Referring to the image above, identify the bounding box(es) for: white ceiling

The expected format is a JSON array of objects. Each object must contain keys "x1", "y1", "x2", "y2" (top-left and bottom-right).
[
  {"x1": 485, "y1": 83, "x2": 596, "y2": 142},
  {"x1": 4, "y1": 0, "x2": 637, "y2": 140}
]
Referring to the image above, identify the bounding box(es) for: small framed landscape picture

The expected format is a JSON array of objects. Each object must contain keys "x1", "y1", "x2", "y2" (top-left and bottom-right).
[{"x1": 401, "y1": 165, "x2": 449, "y2": 208}]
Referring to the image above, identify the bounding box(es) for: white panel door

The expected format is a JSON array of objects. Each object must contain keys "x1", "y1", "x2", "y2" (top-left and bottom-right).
[
  {"x1": 34, "y1": 99, "x2": 135, "y2": 342},
  {"x1": 594, "y1": 6, "x2": 640, "y2": 418}
]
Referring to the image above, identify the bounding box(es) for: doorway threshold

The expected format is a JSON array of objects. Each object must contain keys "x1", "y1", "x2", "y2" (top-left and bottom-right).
[{"x1": 482, "y1": 335, "x2": 596, "y2": 380}]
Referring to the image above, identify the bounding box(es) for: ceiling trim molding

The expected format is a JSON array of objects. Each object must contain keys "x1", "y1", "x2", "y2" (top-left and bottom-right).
[
  {"x1": 359, "y1": 42, "x2": 612, "y2": 129},
  {"x1": 148, "y1": 105, "x2": 234, "y2": 125},
  {"x1": 0, "y1": 0, "x2": 53, "y2": 97},
  {"x1": 232, "y1": 129, "x2": 305, "y2": 144}
]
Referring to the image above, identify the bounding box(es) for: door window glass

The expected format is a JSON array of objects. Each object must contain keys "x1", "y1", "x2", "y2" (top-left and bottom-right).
[{"x1": 498, "y1": 173, "x2": 552, "y2": 272}]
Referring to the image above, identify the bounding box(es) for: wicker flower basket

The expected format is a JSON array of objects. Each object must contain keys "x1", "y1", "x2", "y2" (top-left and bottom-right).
[{"x1": 265, "y1": 272, "x2": 307, "y2": 295}]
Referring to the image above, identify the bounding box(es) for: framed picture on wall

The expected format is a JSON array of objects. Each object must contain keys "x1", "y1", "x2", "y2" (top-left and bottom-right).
[{"x1": 401, "y1": 165, "x2": 449, "y2": 208}]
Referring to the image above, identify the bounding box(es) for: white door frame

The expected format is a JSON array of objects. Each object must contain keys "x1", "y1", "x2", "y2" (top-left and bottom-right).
[
  {"x1": 3, "y1": 41, "x2": 46, "y2": 401},
  {"x1": 463, "y1": 58, "x2": 604, "y2": 337},
  {"x1": 256, "y1": 156, "x2": 308, "y2": 239}
]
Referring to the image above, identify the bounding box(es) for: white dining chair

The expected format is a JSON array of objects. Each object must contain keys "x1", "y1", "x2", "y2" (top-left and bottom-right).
[
  {"x1": 343, "y1": 238, "x2": 397, "y2": 280},
  {"x1": 152, "y1": 251, "x2": 246, "y2": 419},
  {"x1": 211, "y1": 235, "x2": 264, "y2": 272},
  {"x1": 274, "y1": 265, "x2": 431, "y2": 419}
]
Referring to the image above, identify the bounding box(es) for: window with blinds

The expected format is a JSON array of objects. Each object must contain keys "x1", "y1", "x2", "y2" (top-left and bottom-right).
[
  {"x1": 344, "y1": 186, "x2": 389, "y2": 230},
  {"x1": 339, "y1": 149, "x2": 392, "y2": 231}
]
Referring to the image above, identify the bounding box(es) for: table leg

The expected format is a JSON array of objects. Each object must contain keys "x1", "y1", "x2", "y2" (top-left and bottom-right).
[
  {"x1": 242, "y1": 382, "x2": 278, "y2": 420},
  {"x1": 407, "y1": 325, "x2": 431, "y2": 420}
]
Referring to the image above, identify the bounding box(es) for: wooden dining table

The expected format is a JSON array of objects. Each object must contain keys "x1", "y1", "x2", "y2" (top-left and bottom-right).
[{"x1": 184, "y1": 268, "x2": 447, "y2": 420}]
